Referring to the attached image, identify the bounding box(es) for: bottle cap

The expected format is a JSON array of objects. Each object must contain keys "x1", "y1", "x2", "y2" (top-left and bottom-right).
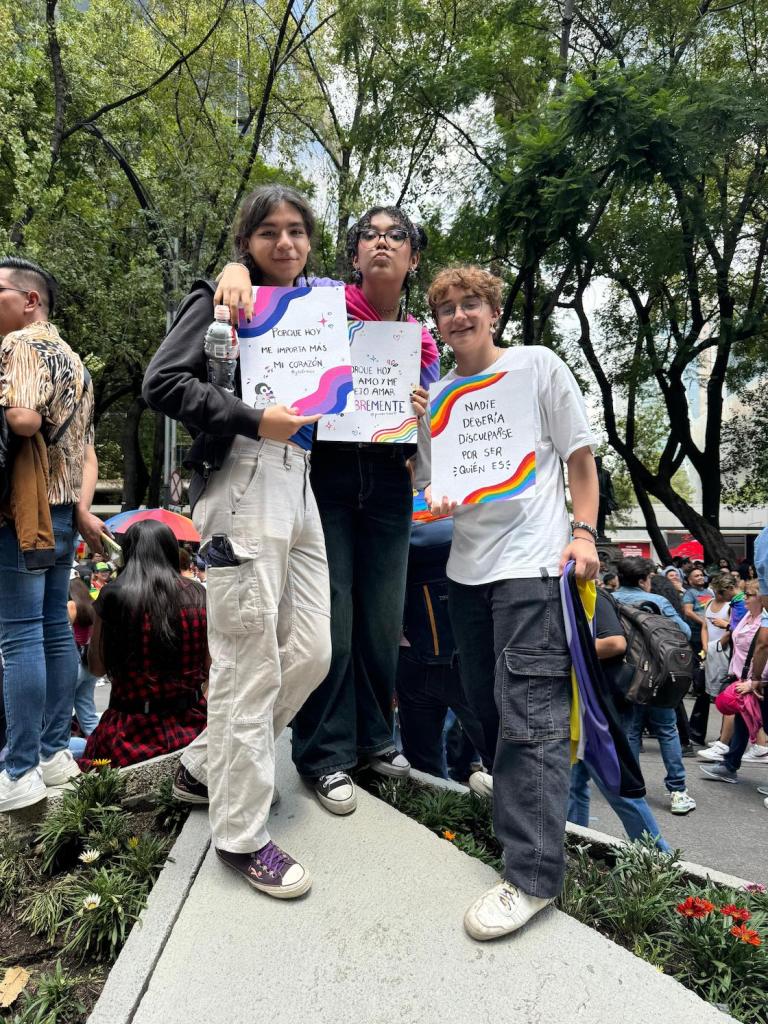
[{"x1": 214, "y1": 305, "x2": 231, "y2": 321}]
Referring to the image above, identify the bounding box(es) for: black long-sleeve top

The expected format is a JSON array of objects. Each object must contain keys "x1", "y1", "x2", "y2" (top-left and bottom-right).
[{"x1": 142, "y1": 281, "x2": 263, "y2": 507}]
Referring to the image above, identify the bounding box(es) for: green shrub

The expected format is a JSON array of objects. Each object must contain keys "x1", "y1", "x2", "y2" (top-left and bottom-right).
[
  {"x1": 10, "y1": 959, "x2": 86, "y2": 1024},
  {"x1": 152, "y1": 774, "x2": 190, "y2": 834},
  {"x1": 61, "y1": 867, "x2": 150, "y2": 961},
  {"x1": 36, "y1": 797, "x2": 93, "y2": 873},
  {"x1": 18, "y1": 874, "x2": 79, "y2": 944},
  {"x1": 68, "y1": 764, "x2": 126, "y2": 808},
  {"x1": 0, "y1": 834, "x2": 38, "y2": 912},
  {"x1": 86, "y1": 807, "x2": 132, "y2": 855},
  {"x1": 119, "y1": 834, "x2": 171, "y2": 884}
]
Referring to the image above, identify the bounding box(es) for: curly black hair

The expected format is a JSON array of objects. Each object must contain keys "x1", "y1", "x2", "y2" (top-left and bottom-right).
[{"x1": 345, "y1": 206, "x2": 427, "y2": 266}]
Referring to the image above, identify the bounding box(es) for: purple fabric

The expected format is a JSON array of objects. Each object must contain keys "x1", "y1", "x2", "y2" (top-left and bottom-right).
[{"x1": 561, "y1": 563, "x2": 622, "y2": 794}]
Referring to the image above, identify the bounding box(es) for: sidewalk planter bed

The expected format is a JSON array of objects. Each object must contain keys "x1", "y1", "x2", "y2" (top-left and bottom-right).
[
  {"x1": 0, "y1": 765, "x2": 189, "y2": 1024},
  {"x1": 371, "y1": 777, "x2": 768, "y2": 1024}
]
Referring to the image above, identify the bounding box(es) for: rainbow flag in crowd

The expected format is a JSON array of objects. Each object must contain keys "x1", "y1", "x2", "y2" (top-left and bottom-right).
[{"x1": 560, "y1": 562, "x2": 645, "y2": 798}]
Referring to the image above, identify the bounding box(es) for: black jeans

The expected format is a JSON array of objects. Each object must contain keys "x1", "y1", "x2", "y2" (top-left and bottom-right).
[
  {"x1": 292, "y1": 445, "x2": 412, "y2": 777},
  {"x1": 724, "y1": 698, "x2": 768, "y2": 772},
  {"x1": 395, "y1": 648, "x2": 487, "y2": 778},
  {"x1": 448, "y1": 576, "x2": 572, "y2": 899}
]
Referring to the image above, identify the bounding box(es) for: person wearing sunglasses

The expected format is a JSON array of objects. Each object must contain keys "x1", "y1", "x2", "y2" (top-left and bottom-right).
[{"x1": 216, "y1": 206, "x2": 440, "y2": 816}]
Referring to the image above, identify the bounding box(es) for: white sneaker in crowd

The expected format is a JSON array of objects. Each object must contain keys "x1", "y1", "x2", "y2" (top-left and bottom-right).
[
  {"x1": 40, "y1": 749, "x2": 81, "y2": 787},
  {"x1": 697, "y1": 746, "x2": 724, "y2": 762},
  {"x1": 742, "y1": 744, "x2": 768, "y2": 764},
  {"x1": 468, "y1": 771, "x2": 494, "y2": 799},
  {"x1": 0, "y1": 766, "x2": 46, "y2": 813},
  {"x1": 464, "y1": 880, "x2": 552, "y2": 941},
  {"x1": 706, "y1": 740, "x2": 729, "y2": 755},
  {"x1": 670, "y1": 789, "x2": 696, "y2": 814}
]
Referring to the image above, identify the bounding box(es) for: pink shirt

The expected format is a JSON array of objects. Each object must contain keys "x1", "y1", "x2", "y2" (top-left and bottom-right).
[{"x1": 729, "y1": 613, "x2": 768, "y2": 680}]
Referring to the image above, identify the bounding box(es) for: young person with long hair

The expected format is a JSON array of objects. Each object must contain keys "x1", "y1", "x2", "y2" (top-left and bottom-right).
[
  {"x1": 67, "y1": 575, "x2": 99, "y2": 742},
  {"x1": 143, "y1": 185, "x2": 333, "y2": 900},
  {"x1": 416, "y1": 265, "x2": 599, "y2": 941},
  {"x1": 216, "y1": 205, "x2": 439, "y2": 815},
  {"x1": 83, "y1": 520, "x2": 207, "y2": 766}
]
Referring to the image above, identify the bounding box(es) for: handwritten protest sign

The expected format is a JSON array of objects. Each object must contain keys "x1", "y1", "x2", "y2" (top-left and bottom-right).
[
  {"x1": 429, "y1": 370, "x2": 537, "y2": 505},
  {"x1": 317, "y1": 320, "x2": 421, "y2": 442},
  {"x1": 239, "y1": 285, "x2": 353, "y2": 415}
]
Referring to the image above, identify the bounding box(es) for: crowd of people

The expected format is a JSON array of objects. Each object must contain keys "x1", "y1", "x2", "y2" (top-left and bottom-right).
[{"x1": 1, "y1": 185, "x2": 766, "y2": 944}]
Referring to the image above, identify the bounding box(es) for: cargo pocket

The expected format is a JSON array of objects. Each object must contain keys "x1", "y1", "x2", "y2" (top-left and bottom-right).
[
  {"x1": 497, "y1": 649, "x2": 572, "y2": 742},
  {"x1": 206, "y1": 564, "x2": 262, "y2": 635}
]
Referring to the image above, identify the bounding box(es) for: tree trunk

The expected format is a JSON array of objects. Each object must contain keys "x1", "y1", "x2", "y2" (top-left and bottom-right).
[
  {"x1": 146, "y1": 410, "x2": 165, "y2": 508},
  {"x1": 630, "y1": 475, "x2": 671, "y2": 564},
  {"x1": 121, "y1": 396, "x2": 149, "y2": 510}
]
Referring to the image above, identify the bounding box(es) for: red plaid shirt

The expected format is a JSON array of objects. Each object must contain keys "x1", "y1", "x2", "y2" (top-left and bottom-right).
[{"x1": 82, "y1": 598, "x2": 208, "y2": 768}]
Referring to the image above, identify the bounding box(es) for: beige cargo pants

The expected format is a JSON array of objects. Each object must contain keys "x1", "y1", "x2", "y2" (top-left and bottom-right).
[{"x1": 182, "y1": 437, "x2": 331, "y2": 853}]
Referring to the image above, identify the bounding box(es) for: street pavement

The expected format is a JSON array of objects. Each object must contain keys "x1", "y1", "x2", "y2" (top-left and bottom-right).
[{"x1": 586, "y1": 699, "x2": 767, "y2": 884}]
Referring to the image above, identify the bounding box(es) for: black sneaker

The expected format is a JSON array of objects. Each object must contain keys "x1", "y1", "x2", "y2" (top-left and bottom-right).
[
  {"x1": 216, "y1": 842, "x2": 311, "y2": 899},
  {"x1": 680, "y1": 743, "x2": 696, "y2": 758},
  {"x1": 367, "y1": 748, "x2": 411, "y2": 778},
  {"x1": 172, "y1": 764, "x2": 209, "y2": 804},
  {"x1": 314, "y1": 772, "x2": 357, "y2": 815}
]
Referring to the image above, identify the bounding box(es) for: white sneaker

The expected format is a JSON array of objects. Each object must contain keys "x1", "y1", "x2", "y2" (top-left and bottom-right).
[
  {"x1": 707, "y1": 740, "x2": 729, "y2": 755},
  {"x1": 40, "y1": 749, "x2": 81, "y2": 787},
  {"x1": 670, "y1": 790, "x2": 696, "y2": 814},
  {"x1": 468, "y1": 771, "x2": 493, "y2": 799},
  {"x1": 0, "y1": 766, "x2": 46, "y2": 812},
  {"x1": 464, "y1": 881, "x2": 552, "y2": 941},
  {"x1": 742, "y1": 744, "x2": 768, "y2": 763},
  {"x1": 697, "y1": 746, "x2": 724, "y2": 762}
]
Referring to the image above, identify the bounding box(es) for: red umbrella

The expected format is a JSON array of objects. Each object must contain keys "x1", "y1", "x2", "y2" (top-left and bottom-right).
[
  {"x1": 668, "y1": 539, "x2": 704, "y2": 560},
  {"x1": 104, "y1": 508, "x2": 200, "y2": 543}
]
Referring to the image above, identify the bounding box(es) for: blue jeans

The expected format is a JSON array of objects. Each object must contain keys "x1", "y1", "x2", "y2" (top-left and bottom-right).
[
  {"x1": 0, "y1": 504, "x2": 78, "y2": 779},
  {"x1": 621, "y1": 704, "x2": 686, "y2": 792},
  {"x1": 292, "y1": 445, "x2": 413, "y2": 776},
  {"x1": 568, "y1": 760, "x2": 671, "y2": 852},
  {"x1": 74, "y1": 661, "x2": 100, "y2": 736}
]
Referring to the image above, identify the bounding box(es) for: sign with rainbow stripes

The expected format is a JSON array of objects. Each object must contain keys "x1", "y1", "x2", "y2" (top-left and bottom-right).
[
  {"x1": 317, "y1": 320, "x2": 421, "y2": 443},
  {"x1": 239, "y1": 285, "x2": 353, "y2": 415},
  {"x1": 429, "y1": 370, "x2": 537, "y2": 506}
]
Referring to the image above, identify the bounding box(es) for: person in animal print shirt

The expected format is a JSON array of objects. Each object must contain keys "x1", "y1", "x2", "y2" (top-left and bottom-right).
[{"x1": 0, "y1": 256, "x2": 105, "y2": 812}]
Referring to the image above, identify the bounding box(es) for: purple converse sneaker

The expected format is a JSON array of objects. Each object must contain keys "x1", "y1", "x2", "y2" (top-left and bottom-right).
[{"x1": 216, "y1": 842, "x2": 311, "y2": 899}]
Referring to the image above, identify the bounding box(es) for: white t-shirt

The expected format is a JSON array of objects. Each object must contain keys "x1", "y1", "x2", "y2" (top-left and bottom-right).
[{"x1": 416, "y1": 346, "x2": 596, "y2": 585}]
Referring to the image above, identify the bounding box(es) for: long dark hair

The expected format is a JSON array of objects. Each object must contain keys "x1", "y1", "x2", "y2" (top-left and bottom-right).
[
  {"x1": 69, "y1": 576, "x2": 94, "y2": 627},
  {"x1": 345, "y1": 205, "x2": 428, "y2": 312},
  {"x1": 97, "y1": 520, "x2": 203, "y2": 677},
  {"x1": 233, "y1": 184, "x2": 316, "y2": 284},
  {"x1": 648, "y1": 573, "x2": 685, "y2": 617}
]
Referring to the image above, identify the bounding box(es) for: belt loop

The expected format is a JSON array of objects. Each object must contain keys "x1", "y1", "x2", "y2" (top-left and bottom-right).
[{"x1": 283, "y1": 445, "x2": 290, "y2": 469}]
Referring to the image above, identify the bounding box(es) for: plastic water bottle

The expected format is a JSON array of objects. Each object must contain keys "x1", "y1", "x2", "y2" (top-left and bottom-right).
[{"x1": 203, "y1": 305, "x2": 239, "y2": 392}]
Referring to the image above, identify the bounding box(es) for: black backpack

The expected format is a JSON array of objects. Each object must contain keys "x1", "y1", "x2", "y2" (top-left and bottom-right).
[
  {"x1": 611, "y1": 598, "x2": 694, "y2": 707},
  {"x1": 402, "y1": 519, "x2": 457, "y2": 664}
]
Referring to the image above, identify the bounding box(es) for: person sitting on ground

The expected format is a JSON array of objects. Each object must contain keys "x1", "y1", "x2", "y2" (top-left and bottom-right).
[
  {"x1": 82, "y1": 520, "x2": 208, "y2": 768},
  {"x1": 67, "y1": 575, "x2": 100, "y2": 745},
  {"x1": 613, "y1": 558, "x2": 696, "y2": 816}
]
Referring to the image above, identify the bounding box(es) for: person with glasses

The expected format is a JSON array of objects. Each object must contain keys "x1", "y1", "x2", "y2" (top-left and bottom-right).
[
  {"x1": 416, "y1": 265, "x2": 599, "y2": 941},
  {"x1": 216, "y1": 205, "x2": 440, "y2": 814},
  {"x1": 0, "y1": 256, "x2": 104, "y2": 812}
]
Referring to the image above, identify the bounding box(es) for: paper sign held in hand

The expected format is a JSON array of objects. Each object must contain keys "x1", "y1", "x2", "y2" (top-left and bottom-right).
[
  {"x1": 239, "y1": 286, "x2": 353, "y2": 415},
  {"x1": 429, "y1": 371, "x2": 537, "y2": 506},
  {"x1": 317, "y1": 320, "x2": 421, "y2": 442}
]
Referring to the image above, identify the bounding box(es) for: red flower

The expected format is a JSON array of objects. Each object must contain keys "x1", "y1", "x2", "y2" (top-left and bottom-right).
[
  {"x1": 730, "y1": 924, "x2": 762, "y2": 946},
  {"x1": 676, "y1": 896, "x2": 715, "y2": 919},
  {"x1": 720, "y1": 904, "x2": 751, "y2": 922}
]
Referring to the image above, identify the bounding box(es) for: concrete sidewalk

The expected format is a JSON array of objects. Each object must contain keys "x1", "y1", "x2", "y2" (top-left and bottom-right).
[{"x1": 94, "y1": 734, "x2": 733, "y2": 1024}]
